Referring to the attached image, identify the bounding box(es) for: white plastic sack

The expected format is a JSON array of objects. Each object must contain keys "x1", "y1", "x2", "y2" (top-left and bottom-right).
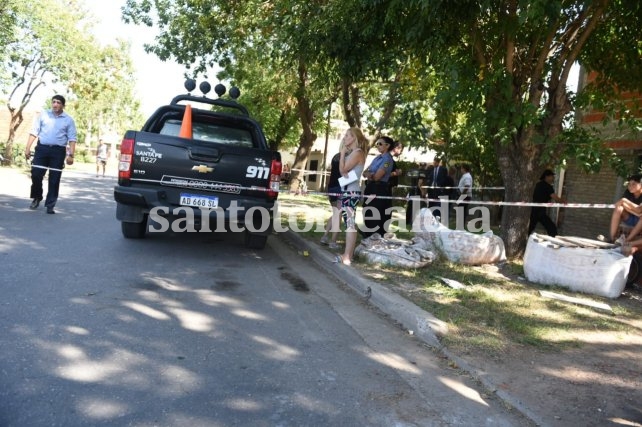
[
  {"x1": 523, "y1": 233, "x2": 630, "y2": 299},
  {"x1": 355, "y1": 233, "x2": 436, "y2": 268},
  {"x1": 411, "y1": 208, "x2": 506, "y2": 265}
]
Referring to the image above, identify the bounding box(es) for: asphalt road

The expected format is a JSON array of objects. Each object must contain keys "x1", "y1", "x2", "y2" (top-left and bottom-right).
[{"x1": 0, "y1": 167, "x2": 531, "y2": 426}]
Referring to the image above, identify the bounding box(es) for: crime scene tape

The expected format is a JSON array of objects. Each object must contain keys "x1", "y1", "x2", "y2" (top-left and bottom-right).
[
  {"x1": 289, "y1": 173, "x2": 505, "y2": 191},
  {"x1": 28, "y1": 163, "x2": 119, "y2": 178},
  {"x1": 30, "y1": 164, "x2": 66, "y2": 173},
  {"x1": 302, "y1": 191, "x2": 615, "y2": 209},
  {"x1": 26, "y1": 163, "x2": 616, "y2": 209}
]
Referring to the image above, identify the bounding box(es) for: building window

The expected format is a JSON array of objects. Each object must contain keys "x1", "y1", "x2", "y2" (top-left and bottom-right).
[{"x1": 309, "y1": 160, "x2": 318, "y2": 182}]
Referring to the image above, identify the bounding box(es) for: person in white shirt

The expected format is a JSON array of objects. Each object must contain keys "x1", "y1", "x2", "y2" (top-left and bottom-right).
[
  {"x1": 96, "y1": 139, "x2": 109, "y2": 177},
  {"x1": 458, "y1": 164, "x2": 473, "y2": 221}
]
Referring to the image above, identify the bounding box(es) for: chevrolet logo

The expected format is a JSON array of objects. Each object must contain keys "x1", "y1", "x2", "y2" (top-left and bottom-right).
[{"x1": 192, "y1": 165, "x2": 213, "y2": 173}]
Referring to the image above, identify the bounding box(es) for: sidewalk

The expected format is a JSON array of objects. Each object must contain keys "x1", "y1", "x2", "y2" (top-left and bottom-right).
[
  {"x1": 281, "y1": 230, "x2": 549, "y2": 426},
  {"x1": 280, "y1": 228, "x2": 642, "y2": 427}
]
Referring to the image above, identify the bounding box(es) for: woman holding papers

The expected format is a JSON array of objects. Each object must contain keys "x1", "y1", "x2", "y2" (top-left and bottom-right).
[
  {"x1": 362, "y1": 136, "x2": 396, "y2": 238},
  {"x1": 335, "y1": 127, "x2": 368, "y2": 265}
]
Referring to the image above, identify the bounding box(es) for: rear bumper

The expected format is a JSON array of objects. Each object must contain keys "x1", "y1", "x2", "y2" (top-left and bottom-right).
[
  {"x1": 114, "y1": 186, "x2": 149, "y2": 206},
  {"x1": 114, "y1": 186, "x2": 275, "y2": 234}
]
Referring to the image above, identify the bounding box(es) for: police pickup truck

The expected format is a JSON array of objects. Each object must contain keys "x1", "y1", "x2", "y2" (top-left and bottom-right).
[{"x1": 113, "y1": 80, "x2": 282, "y2": 249}]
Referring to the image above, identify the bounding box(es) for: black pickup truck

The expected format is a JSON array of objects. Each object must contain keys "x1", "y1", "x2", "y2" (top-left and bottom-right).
[{"x1": 113, "y1": 80, "x2": 282, "y2": 249}]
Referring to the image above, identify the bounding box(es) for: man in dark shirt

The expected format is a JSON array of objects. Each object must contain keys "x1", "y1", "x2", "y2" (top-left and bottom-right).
[
  {"x1": 427, "y1": 157, "x2": 448, "y2": 218},
  {"x1": 528, "y1": 169, "x2": 566, "y2": 236}
]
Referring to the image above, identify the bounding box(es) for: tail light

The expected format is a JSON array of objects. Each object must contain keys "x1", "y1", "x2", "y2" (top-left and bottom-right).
[
  {"x1": 267, "y1": 159, "x2": 282, "y2": 200},
  {"x1": 118, "y1": 138, "x2": 135, "y2": 183}
]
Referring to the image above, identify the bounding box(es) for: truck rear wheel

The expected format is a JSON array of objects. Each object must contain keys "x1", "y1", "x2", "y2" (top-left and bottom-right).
[
  {"x1": 244, "y1": 231, "x2": 267, "y2": 249},
  {"x1": 121, "y1": 218, "x2": 147, "y2": 239}
]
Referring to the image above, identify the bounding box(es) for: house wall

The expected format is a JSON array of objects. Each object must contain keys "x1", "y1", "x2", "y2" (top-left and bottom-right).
[
  {"x1": 0, "y1": 109, "x2": 40, "y2": 148},
  {"x1": 559, "y1": 160, "x2": 626, "y2": 238},
  {"x1": 559, "y1": 67, "x2": 642, "y2": 238},
  {"x1": 280, "y1": 120, "x2": 437, "y2": 192}
]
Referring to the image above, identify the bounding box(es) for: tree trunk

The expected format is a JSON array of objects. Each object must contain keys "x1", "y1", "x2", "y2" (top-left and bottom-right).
[
  {"x1": 496, "y1": 95, "x2": 571, "y2": 258},
  {"x1": 270, "y1": 110, "x2": 294, "y2": 151},
  {"x1": 287, "y1": 59, "x2": 318, "y2": 193},
  {"x1": 3, "y1": 55, "x2": 46, "y2": 165},
  {"x1": 496, "y1": 147, "x2": 538, "y2": 258},
  {"x1": 289, "y1": 133, "x2": 316, "y2": 193},
  {"x1": 3, "y1": 107, "x2": 25, "y2": 165},
  {"x1": 489, "y1": 62, "x2": 573, "y2": 258},
  {"x1": 341, "y1": 79, "x2": 356, "y2": 128}
]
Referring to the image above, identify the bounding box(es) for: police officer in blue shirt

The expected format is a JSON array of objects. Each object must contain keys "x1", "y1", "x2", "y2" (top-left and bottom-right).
[
  {"x1": 362, "y1": 136, "x2": 396, "y2": 237},
  {"x1": 25, "y1": 94, "x2": 77, "y2": 214}
]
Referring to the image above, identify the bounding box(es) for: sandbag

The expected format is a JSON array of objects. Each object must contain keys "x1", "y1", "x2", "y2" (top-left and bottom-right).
[
  {"x1": 411, "y1": 208, "x2": 506, "y2": 265},
  {"x1": 524, "y1": 233, "x2": 630, "y2": 299},
  {"x1": 355, "y1": 233, "x2": 436, "y2": 268}
]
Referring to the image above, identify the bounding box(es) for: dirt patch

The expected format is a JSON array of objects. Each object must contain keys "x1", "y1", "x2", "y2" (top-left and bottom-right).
[
  {"x1": 355, "y1": 261, "x2": 642, "y2": 426},
  {"x1": 453, "y1": 317, "x2": 642, "y2": 426},
  {"x1": 454, "y1": 264, "x2": 640, "y2": 426},
  {"x1": 278, "y1": 194, "x2": 642, "y2": 425}
]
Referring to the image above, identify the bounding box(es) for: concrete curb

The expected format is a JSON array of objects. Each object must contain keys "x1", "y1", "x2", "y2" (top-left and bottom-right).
[
  {"x1": 283, "y1": 231, "x2": 447, "y2": 348},
  {"x1": 282, "y1": 230, "x2": 547, "y2": 427}
]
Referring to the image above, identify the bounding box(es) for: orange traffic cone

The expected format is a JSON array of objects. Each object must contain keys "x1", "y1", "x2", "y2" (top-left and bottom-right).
[{"x1": 179, "y1": 104, "x2": 193, "y2": 138}]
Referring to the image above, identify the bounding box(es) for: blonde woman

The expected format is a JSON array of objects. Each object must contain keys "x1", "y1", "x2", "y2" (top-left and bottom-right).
[{"x1": 335, "y1": 127, "x2": 368, "y2": 265}]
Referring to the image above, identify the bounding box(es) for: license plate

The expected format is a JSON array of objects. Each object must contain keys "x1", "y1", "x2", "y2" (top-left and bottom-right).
[{"x1": 179, "y1": 193, "x2": 219, "y2": 208}]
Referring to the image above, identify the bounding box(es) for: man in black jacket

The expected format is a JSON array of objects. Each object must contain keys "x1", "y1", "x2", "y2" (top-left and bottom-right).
[
  {"x1": 427, "y1": 157, "x2": 448, "y2": 217},
  {"x1": 528, "y1": 169, "x2": 566, "y2": 236}
]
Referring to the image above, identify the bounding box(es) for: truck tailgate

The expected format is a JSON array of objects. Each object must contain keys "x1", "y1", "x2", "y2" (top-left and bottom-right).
[{"x1": 128, "y1": 132, "x2": 275, "y2": 209}]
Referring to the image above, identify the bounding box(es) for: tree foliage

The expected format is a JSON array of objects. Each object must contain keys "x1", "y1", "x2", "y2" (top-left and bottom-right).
[
  {"x1": 122, "y1": 0, "x2": 642, "y2": 257},
  {"x1": 370, "y1": 0, "x2": 642, "y2": 256},
  {"x1": 0, "y1": 0, "x2": 19, "y2": 82},
  {"x1": 65, "y1": 40, "x2": 144, "y2": 147},
  {"x1": 0, "y1": 0, "x2": 143, "y2": 162},
  {"x1": 122, "y1": 0, "x2": 342, "y2": 190}
]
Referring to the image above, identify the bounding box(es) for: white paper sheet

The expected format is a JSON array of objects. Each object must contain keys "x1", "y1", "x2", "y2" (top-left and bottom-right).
[{"x1": 338, "y1": 170, "x2": 358, "y2": 187}]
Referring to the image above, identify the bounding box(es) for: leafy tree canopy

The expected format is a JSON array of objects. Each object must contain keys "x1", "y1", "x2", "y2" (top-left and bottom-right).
[
  {"x1": 0, "y1": 0, "x2": 143, "y2": 162},
  {"x1": 122, "y1": 0, "x2": 642, "y2": 257}
]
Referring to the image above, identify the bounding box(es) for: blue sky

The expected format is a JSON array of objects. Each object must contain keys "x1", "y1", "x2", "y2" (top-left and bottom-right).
[{"x1": 86, "y1": 0, "x2": 189, "y2": 116}]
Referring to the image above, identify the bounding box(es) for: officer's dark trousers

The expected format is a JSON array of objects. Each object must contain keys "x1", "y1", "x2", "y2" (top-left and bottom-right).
[{"x1": 363, "y1": 181, "x2": 391, "y2": 237}]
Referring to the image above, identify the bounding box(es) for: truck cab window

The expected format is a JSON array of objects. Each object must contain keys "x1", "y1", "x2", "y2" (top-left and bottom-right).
[{"x1": 159, "y1": 119, "x2": 254, "y2": 148}]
